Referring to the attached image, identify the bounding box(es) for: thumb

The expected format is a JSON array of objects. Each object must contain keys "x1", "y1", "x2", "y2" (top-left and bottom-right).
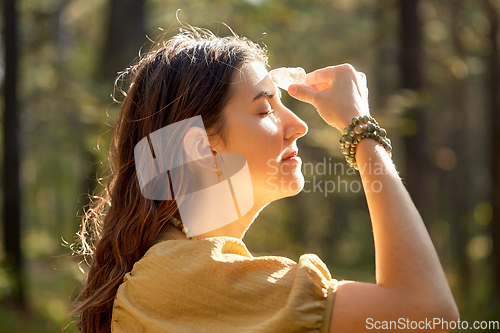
[{"x1": 288, "y1": 84, "x2": 319, "y2": 105}]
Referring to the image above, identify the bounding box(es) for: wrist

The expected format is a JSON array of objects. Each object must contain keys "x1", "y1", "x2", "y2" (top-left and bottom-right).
[
  {"x1": 337, "y1": 111, "x2": 370, "y2": 131},
  {"x1": 356, "y1": 138, "x2": 397, "y2": 176}
]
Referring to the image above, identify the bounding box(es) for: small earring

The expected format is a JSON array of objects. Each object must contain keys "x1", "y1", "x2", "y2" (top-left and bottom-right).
[{"x1": 213, "y1": 163, "x2": 223, "y2": 175}]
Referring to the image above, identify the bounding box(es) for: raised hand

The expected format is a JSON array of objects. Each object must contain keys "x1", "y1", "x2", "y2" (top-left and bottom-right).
[{"x1": 288, "y1": 63, "x2": 369, "y2": 132}]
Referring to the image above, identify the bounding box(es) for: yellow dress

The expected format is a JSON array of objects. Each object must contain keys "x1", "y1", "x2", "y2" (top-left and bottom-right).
[{"x1": 111, "y1": 231, "x2": 338, "y2": 333}]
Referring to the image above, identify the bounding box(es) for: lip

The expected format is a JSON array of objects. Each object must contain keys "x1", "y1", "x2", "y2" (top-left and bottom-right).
[{"x1": 282, "y1": 151, "x2": 298, "y2": 161}]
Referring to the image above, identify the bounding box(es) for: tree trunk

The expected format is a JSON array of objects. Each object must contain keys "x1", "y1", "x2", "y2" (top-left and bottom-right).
[
  {"x1": 374, "y1": 0, "x2": 395, "y2": 112},
  {"x1": 83, "y1": 0, "x2": 147, "y2": 213},
  {"x1": 447, "y1": 0, "x2": 471, "y2": 300},
  {"x1": 2, "y1": 0, "x2": 26, "y2": 310},
  {"x1": 485, "y1": 0, "x2": 500, "y2": 307},
  {"x1": 398, "y1": 0, "x2": 429, "y2": 225},
  {"x1": 100, "y1": 0, "x2": 147, "y2": 81}
]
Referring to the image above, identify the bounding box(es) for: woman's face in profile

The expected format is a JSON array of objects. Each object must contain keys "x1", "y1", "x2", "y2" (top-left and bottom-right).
[{"x1": 212, "y1": 61, "x2": 308, "y2": 205}]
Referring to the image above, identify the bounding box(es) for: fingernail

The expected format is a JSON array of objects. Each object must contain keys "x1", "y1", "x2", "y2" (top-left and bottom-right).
[{"x1": 288, "y1": 85, "x2": 297, "y2": 95}]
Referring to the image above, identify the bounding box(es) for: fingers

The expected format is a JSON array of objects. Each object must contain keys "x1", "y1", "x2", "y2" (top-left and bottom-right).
[
  {"x1": 356, "y1": 71, "x2": 366, "y2": 85},
  {"x1": 311, "y1": 82, "x2": 330, "y2": 92},
  {"x1": 288, "y1": 84, "x2": 319, "y2": 104},
  {"x1": 305, "y1": 64, "x2": 361, "y2": 89},
  {"x1": 289, "y1": 64, "x2": 368, "y2": 105},
  {"x1": 305, "y1": 66, "x2": 336, "y2": 86}
]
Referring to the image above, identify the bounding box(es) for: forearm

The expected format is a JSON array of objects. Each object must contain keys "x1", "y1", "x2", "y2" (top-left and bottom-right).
[
  {"x1": 356, "y1": 138, "x2": 456, "y2": 310},
  {"x1": 290, "y1": 64, "x2": 459, "y2": 331}
]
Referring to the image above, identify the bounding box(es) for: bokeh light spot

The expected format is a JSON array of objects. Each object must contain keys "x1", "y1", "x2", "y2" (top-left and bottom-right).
[
  {"x1": 467, "y1": 235, "x2": 492, "y2": 261},
  {"x1": 435, "y1": 147, "x2": 456, "y2": 170},
  {"x1": 474, "y1": 202, "x2": 493, "y2": 226}
]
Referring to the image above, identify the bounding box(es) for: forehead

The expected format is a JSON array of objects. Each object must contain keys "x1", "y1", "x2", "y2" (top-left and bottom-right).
[
  {"x1": 241, "y1": 61, "x2": 268, "y2": 84},
  {"x1": 229, "y1": 61, "x2": 276, "y2": 99}
]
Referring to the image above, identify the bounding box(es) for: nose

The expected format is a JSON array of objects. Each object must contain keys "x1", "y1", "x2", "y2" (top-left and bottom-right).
[{"x1": 280, "y1": 105, "x2": 308, "y2": 141}]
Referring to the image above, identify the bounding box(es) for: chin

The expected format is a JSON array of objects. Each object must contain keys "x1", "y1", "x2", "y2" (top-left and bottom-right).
[
  {"x1": 288, "y1": 182, "x2": 305, "y2": 197},
  {"x1": 262, "y1": 171, "x2": 305, "y2": 199},
  {"x1": 281, "y1": 175, "x2": 305, "y2": 198}
]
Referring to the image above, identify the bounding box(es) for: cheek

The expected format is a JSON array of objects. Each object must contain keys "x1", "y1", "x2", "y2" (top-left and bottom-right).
[
  {"x1": 230, "y1": 118, "x2": 279, "y2": 157},
  {"x1": 259, "y1": 119, "x2": 279, "y2": 136},
  {"x1": 251, "y1": 140, "x2": 283, "y2": 188},
  {"x1": 248, "y1": 123, "x2": 281, "y2": 168},
  {"x1": 224, "y1": 116, "x2": 281, "y2": 179}
]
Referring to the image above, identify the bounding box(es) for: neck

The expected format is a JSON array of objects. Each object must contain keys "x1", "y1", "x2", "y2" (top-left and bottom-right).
[{"x1": 196, "y1": 200, "x2": 270, "y2": 239}]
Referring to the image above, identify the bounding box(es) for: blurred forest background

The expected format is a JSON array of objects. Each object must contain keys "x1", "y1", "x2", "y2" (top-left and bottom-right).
[{"x1": 1, "y1": 0, "x2": 499, "y2": 331}]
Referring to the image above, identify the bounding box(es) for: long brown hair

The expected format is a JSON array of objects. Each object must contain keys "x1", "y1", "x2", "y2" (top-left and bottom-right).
[{"x1": 71, "y1": 26, "x2": 267, "y2": 333}]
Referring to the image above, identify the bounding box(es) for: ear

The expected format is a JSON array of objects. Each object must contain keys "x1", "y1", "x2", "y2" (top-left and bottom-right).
[{"x1": 182, "y1": 126, "x2": 215, "y2": 169}]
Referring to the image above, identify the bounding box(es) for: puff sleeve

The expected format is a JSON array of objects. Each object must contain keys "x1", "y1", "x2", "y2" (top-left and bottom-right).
[{"x1": 111, "y1": 236, "x2": 338, "y2": 333}]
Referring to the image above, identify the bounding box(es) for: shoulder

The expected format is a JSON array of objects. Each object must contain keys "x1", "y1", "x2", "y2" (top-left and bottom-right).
[
  {"x1": 112, "y1": 237, "x2": 338, "y2": 333},
  {"x1": 122, "y1": 236, "x2": 336, "y2": 299},
  {"x1": 127, "y1": 236, "x2": 297, "y2": 284}
]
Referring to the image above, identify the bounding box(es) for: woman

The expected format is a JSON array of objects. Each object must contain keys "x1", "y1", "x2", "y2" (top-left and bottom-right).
[{"x1": 72, "y1": 26, "x2": 459, "y2": 333}]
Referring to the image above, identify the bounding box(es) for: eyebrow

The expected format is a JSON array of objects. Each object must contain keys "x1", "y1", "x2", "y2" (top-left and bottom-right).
[{"x1": 253, "y1": 88, "x2": 281, "y2": 101}]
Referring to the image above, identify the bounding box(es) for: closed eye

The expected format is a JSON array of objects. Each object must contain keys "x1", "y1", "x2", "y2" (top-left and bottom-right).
[{"x1": 260, "y1": 110, "x2": 275, "y2": 116}]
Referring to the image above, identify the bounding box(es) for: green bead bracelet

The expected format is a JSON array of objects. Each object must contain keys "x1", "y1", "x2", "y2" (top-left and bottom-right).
[{"x1": 339, "y1": 115, "x2": 392, "y2": 170}]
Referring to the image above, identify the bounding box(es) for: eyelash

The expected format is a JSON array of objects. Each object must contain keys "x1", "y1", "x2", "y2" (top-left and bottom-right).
[{"x1": 260, "y1": 110, "x2": 275, "y2": 116}]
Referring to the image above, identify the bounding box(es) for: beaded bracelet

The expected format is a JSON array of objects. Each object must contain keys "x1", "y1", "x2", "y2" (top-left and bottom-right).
[{"x1": 339, "y1": 115, "x2": 392, "y2": 170}]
